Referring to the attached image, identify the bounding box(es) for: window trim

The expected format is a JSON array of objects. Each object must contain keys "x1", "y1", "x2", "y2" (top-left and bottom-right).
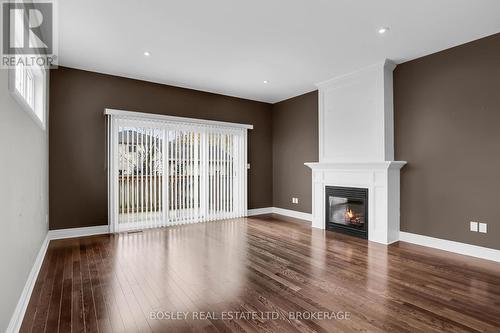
[{"x1": 8, "y1": 65, "x2": 47, "y2": 130}]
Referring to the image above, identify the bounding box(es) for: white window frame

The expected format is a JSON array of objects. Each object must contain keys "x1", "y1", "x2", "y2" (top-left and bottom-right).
[
  {"x1": 7, "y1": 5, "x2": 48, "y2": 130},
  {"x1": 8, "y1": 64, "x2": 47, "y2": 130}
]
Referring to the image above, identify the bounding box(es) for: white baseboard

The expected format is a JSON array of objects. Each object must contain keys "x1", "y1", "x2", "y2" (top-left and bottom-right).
[
  {"x1": 399, "y1": 231, "x2": 500, "y2": 263},
  {"x1": 247, "y1": 207, "x2": 312, "y2": 222},
  {"x1": 272, "y1": 207, "x2": 312, "y2": 221},
  {"x1": 247, "y1": 207, "x2": 274, "y2": 216},
  {"x1": 6, "y1": 233, "x2": 50, "y2": 333},
  {"x1": 48, "y1": 225, "x2": 110, "y2": 240}
]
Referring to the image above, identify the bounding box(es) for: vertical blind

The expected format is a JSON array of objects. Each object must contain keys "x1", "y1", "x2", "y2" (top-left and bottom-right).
[{"x1": 106, "y1": 110, "x2": 250, "y2": 232}]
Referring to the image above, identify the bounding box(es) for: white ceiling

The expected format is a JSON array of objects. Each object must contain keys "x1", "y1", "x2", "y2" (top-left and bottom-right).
[{"x1": 58, "y1": 0, "x2": 500, "y2": 103}]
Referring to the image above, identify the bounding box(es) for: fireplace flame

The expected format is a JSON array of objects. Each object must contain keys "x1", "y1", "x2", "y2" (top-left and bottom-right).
[{"x1": 345, "y1": 209, "x2": 354, "y2": 219}]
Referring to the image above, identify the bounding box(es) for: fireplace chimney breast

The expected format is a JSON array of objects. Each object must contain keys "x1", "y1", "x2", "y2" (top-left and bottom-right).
[{"x1": 305, "y1": 59, "x2": 406, "y2": 244}]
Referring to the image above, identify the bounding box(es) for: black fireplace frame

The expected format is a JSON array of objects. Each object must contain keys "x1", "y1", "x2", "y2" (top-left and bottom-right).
[{"x1": 325, "y1": 186, "x2": 368, "y2": 239}]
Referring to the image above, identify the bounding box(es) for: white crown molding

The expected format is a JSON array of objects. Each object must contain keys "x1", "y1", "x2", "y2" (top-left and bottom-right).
[
  {"x1": 6, "y1": 234, "x2": 50, "y2": 333},
  {"x1": 399, "y1": 232, "x2": 500, "y2": 263}
]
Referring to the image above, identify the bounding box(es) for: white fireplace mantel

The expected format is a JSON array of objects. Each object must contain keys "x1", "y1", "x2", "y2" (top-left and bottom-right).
[{"x1": 305, "y1": 161, "x2": 406, "y2": 171}]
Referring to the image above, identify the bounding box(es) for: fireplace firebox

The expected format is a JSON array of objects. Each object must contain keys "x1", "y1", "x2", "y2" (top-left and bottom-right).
[{"x1": 325, "y1": 186, "x2": 368, "y2": 239}]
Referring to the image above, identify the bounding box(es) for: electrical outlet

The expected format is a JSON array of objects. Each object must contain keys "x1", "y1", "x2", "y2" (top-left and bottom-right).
[
  {"x1": 292, "y1": 197, "x2": 299, "y2": 204},
  {"x1": 247, "y1": 163, "x2": 251, "y2": 169},
  {"x1": 479, "y1": 223, "x2": 487, "y2": 233},
  {"x1": 470, "y1": 221, "x2": 478, "y2": 232}
]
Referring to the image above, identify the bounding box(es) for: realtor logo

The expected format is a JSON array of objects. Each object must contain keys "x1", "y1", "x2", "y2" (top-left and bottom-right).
[{"x1": 1, "y1": 0, "x2": 57, "y2": 68}]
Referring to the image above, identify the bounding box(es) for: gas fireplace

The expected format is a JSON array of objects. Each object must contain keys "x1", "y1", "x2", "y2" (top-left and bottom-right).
[{"x1": 325, "y1": 186, "x2": 368, "y2": 239}]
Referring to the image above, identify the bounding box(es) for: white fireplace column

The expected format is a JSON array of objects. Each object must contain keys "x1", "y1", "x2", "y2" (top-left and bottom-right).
[{"x1": 305, "y1": 60, "x2": 406, "y2": 245}]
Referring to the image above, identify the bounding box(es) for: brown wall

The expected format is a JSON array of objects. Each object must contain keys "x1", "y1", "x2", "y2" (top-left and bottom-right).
[
  {"x1": 272, "y1": 91, "x2": 318, "y2": 213},
  {"x1": 395, "y1": 33, "x2": 500, "y2": 250},
  {"x1": 49, "y1": 67, "x2": 273, "y2": 230}
]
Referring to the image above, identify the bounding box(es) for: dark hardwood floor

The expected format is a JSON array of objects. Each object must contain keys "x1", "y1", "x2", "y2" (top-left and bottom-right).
[{"x1": 21, "y1": 215, "x2": 500, "y2": 333}]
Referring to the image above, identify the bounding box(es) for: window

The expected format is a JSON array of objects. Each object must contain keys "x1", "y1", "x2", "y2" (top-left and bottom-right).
[
  {"x1": 10, "y1": 59, "x2": 47, "y2": 129},
  {"x1": 15, "y1": 62, "x2": 35, "y2": 109},
  {"x1": 8, "y1": 6, "x2": 47, "y2": 129}
]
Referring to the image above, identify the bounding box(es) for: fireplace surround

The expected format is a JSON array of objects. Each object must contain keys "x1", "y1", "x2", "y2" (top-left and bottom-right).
[{"x1": 326, "y1": 186, "x2": 368, "y2": 239}]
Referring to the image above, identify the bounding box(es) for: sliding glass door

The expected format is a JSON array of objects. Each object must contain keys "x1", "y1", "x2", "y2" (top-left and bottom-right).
[
  {"x1": 107, "y1": 111, "x2": 249, "y2": 232},
  {"x1": 116, "y1": 126, "x2": 164, "y2": 230}
]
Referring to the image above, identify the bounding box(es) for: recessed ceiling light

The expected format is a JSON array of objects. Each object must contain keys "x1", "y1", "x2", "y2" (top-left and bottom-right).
[
  {"x1": 263, "y1": 80, "x2": 269, "y2": 84},
  {"x1": 143, "y1": 51, "x2": 151, "y2": 56},
  {"x1": 378, "y1": 27, "x2": 390, "y2": 34}
]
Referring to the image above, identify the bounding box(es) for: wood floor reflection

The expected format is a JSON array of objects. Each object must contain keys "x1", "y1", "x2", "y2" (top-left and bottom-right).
[{"x1": 20, "y1": 215, "x2": 500, "y2": 332}]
